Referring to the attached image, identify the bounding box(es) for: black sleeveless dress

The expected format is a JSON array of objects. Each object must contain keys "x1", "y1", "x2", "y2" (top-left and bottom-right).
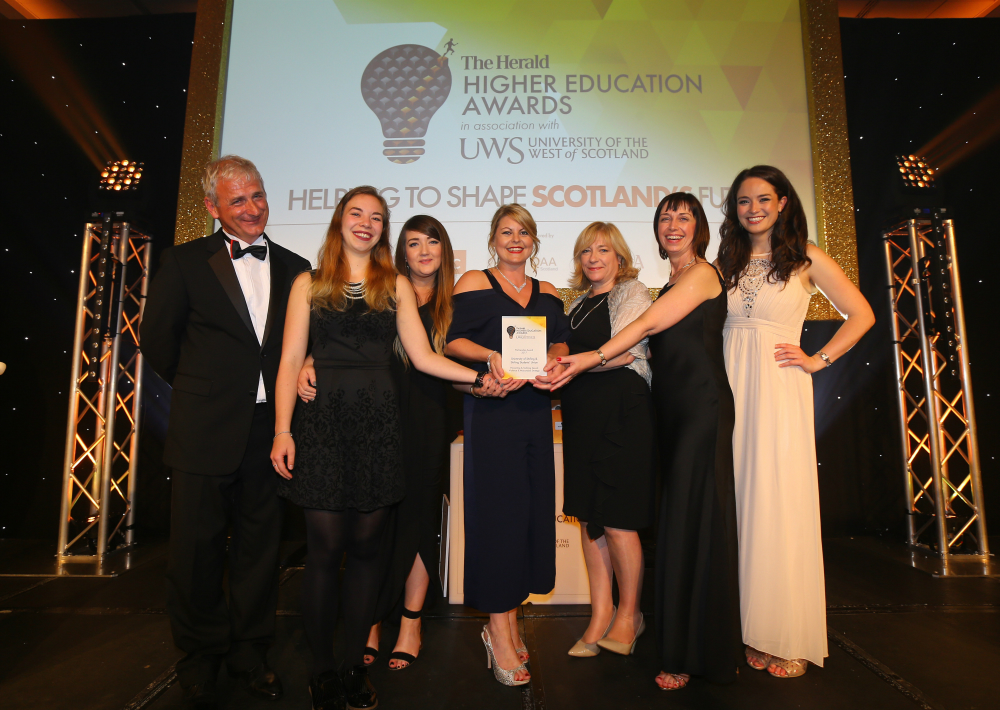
[
  {"x1": 374, "y1": 303, "x2": 450, "y2": 619},
  {"x1": 560, "y1": 295, "x2": 655, "y2": 537},
  {"x1": 447, "y1": 271, "x2": 571, "y2": 613},
  {"x1": 278, "y1": 298, "x2": 405, "y2": 512},
  {"x1": 649, "y1": 266, "x2": 741, "y2": 683}
]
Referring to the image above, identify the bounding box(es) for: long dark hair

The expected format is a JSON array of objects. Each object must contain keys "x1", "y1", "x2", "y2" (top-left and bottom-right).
[
  {"x1": 717, "y1": 165, "x2": 810, "y2": 290},
  {"x1": 394, "y1": 215, "x2": 455, "y2": 355},
  {"x1": 653, "y1": 192, "x2": 710, "y2": 260}
]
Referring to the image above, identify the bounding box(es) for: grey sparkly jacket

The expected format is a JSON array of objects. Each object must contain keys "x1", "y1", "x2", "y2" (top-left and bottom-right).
[{"x1": 567, "y1": 278, "x2": 653, "y2": 388}]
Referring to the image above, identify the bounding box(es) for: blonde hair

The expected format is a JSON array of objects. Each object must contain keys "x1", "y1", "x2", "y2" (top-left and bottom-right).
[
  {"x1": 311, "y1": 186, "x2": 396, "y2": 313},
  {"x1": 202, "y1": 155, "x2": 264, "y2": 205},
  {"x1": 487, "y1": 203, "x2": 539, "y2": 273},
  {"x1": 568, "y1": 222, "x2": 639, "y2": 290}
]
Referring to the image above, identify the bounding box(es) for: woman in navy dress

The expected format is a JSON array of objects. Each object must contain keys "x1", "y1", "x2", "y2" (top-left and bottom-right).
[{"x1": 446, "y1": 204, "x2": 571, "y2": 686}]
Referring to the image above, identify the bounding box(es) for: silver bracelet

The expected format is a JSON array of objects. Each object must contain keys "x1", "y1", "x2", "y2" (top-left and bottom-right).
[
  {"x1": 273, "y1": 431, "x2": 293, "y2": 439},
  {"x1": 485, "y1": 350, "x2": 497, "y2": 366}
]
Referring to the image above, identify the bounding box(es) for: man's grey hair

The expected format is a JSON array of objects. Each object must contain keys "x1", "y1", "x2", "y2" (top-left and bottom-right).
[{"x1": 202, "y1": 155, "x2": 265, "y2": 206}]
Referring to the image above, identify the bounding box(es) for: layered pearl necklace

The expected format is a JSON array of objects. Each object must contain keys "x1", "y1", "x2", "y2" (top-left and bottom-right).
[{"x1": 343, "y1": 279, "x2": 366, "y2": 300}]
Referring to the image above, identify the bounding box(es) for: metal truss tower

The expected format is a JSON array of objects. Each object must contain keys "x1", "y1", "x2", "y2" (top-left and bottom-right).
[
  {"x1": 883, "y1": 212, "x2": 993, "y2": 576},
  {"x1": 56, "y1": 215, "x2": 152, "y2": 575}
]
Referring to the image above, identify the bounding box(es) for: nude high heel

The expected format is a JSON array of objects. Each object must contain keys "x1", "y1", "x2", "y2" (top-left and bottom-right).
[
  {"x1": 596, "y1": 612, "x2": 645, "y2": 655},
  {"x1": 481, "y1": 625, "x2": 530, "y2": 686},
  {"x1": 567, "y1": 606, "x2": 617, "y2": 657}
]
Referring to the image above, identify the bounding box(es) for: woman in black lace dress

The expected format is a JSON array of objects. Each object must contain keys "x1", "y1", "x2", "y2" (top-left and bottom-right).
[
  {"x1": 298, "y1": 215, "x2": 458, "y2": 671},
  {"x1": 270, "y1": 188, "x2": 496, "y2": 710},
  {"x1": 548, "y1": 193, "x2": 742, "y2": 692}
]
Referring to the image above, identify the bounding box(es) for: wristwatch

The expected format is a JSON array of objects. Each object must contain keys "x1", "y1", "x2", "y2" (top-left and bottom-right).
[
  {"x1": 474, "y1": 371, "x2": 487, "y2": 389},
  {"x1": 817, "y1": 351, "x2": 832, "y2": 367}
]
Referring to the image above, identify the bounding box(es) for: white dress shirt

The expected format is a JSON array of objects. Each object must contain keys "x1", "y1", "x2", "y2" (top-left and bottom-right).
[{"x1": 225, "y1": 232, "x2": 270, "y2": 402}]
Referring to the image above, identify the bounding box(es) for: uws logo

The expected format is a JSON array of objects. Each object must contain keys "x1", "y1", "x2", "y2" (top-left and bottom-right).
[{"x1": 361, "y1": 45, "x2": 452, "y2": 164}]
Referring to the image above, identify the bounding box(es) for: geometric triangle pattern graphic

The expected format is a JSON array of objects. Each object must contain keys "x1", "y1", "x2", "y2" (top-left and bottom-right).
[{"x1": 721, "y1": 65, "x2": 762, "y2": 109}]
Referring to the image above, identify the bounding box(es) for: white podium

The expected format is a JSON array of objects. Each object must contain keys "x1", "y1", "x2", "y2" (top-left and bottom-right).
[{"x1": 447, "y1": 437, "x2": 591, "y2": 605}]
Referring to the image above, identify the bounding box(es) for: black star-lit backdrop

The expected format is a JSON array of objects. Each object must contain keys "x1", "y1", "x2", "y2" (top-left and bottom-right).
[
  {"x1": 0, "y1": 15, "x2": 195, "y2": 539},
  {"x1": 804, "y1": 18, "x2": 1000, "y2": 537}
]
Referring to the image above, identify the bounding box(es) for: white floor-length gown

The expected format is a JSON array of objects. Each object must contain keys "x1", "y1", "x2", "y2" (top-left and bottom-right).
[{"x1": 722, "y1": 258, "x2": 828, "y2": 666}]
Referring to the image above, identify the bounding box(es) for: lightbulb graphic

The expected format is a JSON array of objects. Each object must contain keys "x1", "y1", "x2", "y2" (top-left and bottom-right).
[
  {"x1": 507, "y1": 325, "x2": 516, "y2": 339},
  {"x1": 361, "y1": 44, "x2": 452, "y2": 164}
]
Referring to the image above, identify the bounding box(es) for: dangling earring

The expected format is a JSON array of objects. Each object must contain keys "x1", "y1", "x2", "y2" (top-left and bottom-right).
[{"x1": 405, "y1": 261, "x2": 411, "y2": 272}]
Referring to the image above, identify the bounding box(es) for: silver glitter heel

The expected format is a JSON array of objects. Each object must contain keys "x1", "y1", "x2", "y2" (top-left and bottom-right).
[{"x1": 481, "y1": 625, "x2": 529, "y2": 686}]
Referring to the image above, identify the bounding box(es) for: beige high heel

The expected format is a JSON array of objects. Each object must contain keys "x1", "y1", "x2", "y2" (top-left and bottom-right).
[
  {"x1": 567, "y1": 606, "x2": 617, "y2": 657},
  {"x1": 481, "y1": 625, "x2": 530, "y2": 686},
  {"x1": 596, "y1": 612, "x2": 645, "y2": 655}
]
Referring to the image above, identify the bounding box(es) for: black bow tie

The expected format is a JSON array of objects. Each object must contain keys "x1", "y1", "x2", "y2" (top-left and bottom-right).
[{"x1": 230, "y1": 240, "x2": 267, "y2": 261}]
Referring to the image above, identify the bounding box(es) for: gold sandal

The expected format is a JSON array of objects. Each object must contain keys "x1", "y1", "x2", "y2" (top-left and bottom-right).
[
  {"x1": 768, "y1": 657, "x2": 808, "y2": 678},
  {"x1": 745, "y1": 645, "x2": 772, "y2": 671}
]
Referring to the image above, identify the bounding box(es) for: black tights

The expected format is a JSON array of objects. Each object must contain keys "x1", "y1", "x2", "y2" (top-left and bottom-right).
[{"x1": 301, "y1": 507, "x2": 389, "y2": 675}]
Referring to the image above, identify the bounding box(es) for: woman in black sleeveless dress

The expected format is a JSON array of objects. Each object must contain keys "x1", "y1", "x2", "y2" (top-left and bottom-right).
[
  {"x1": 547, "y1": 193, "x2": 741, "y2": 691},
  {"x1": 446, "y1": 204, "x2": 571, "y2": 686},
  {"x1": 560, "y1": 222, "x2": 655, "y2": 659},
  {"x1": 270, "y1": 188, "x2": 491, "y2": 710},
  {"x1": 295, "y1": 216, "x2": 470, "y2": 672}
]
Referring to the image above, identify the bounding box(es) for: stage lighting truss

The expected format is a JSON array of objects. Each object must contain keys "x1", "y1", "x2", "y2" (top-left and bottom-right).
[
  {"x1": 98, "y1": 160, "x2": 144, "y2": 192},
  {"x1": 883, "y1": 214, "x2": 989, "y2": 575},
  {"x1": 57, "y1": 215, "x2": 152, "y2": 574},
  {"x1": 895, "y1": 155, "x2": 937, "y2": 190}
]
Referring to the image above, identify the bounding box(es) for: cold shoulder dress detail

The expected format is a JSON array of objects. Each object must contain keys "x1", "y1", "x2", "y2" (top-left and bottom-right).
[
  {"x1": 649, "y1": 267, "x2": 742, "y2": 684},
  {"x1": 447, "y1": 271, "x2": 571, "y2": 613},
  {"x1": 278, "y1": 298, "x2": 404, "y2": 512},
  {"x1": 723, "y1": 261, "x2": 828, "y2": 667}
]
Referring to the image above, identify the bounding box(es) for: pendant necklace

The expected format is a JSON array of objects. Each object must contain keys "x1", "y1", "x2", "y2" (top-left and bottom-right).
[
  {"x1": 668, "y1": 255, "x2": 697, "y2": 285},
  {"x1": 570, "y1": 291, "x2": 609, "y2": 330},
  {"x1": 494, "y1": 267, "x2": 527, "y2": 294}
]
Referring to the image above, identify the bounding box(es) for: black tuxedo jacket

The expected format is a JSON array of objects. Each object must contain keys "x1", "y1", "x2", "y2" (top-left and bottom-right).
[{"x1": 140, "y1": 229, "x2": 311, "y2": 475}]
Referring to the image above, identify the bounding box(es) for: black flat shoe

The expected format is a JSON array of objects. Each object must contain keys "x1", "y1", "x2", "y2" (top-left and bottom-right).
[
  {"x1": 182, "y1": 681, "x2": 219, "y2": 710},
  {"x1": 230, "y1": 662, "x2": 284, "y2": 701},
  {"x1": 309, "y1": 669, "x2": 346, "y2": 710},
  {"x1": 343, "y1": 665, "x2": 378, "y2": 710}
]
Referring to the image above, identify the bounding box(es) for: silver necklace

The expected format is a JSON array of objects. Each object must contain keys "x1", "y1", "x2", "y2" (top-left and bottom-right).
[
  {"x1": 343, "y1": 279, "x2": 366, "y2": 300},
  {"x1": 668, "y1": 255, "x2": 697, "y2": 284},
  {"x1": 494, "y1": 267, "x2": 527, "y2": 294},
  {"x1": 570, "y1": 291, "x2": 609, "y2": 330}
]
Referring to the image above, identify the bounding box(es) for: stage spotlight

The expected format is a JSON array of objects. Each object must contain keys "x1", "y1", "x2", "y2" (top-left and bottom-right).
[
  {"x1": 895, "y1": 155, "x2": 937, "y2": 191},
  {"x1": 98, "y1": 160, "x2": 144, "y2": 191}
]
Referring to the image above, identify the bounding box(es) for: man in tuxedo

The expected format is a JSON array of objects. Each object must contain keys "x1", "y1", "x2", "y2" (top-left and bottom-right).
[{"x1": 141, "y1": 155, "x2": 310, "y2": 709}]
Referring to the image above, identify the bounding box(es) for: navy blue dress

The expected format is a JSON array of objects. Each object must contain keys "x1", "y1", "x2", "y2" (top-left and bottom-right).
[{"x1": 447, "y1": 271, "x2": 571, "y2": 612}]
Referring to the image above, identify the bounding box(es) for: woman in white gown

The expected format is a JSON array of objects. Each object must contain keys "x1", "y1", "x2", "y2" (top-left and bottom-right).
[{"x1": 717, "y1": 165, "x2": 874, "y2": 678}]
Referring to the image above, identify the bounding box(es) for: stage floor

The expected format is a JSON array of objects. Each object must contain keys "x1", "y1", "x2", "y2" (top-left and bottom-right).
[{"x1": 0, "y1": 536, "x2": 997, "y2": 710}]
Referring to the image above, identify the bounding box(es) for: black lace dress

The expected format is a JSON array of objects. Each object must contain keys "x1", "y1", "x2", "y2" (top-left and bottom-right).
[{"x1": 278, "y1": 298, "x2": 405, "y2": 512}]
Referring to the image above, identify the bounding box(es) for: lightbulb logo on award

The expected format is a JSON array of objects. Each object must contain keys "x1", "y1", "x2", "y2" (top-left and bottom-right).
[{"x1": 361, "y1": 44, "x2": 452, "y2": 164}]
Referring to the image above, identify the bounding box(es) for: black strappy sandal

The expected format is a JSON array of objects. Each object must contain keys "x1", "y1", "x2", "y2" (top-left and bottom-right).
[
  {"x1": 388, "y1": 607, "x2": 423, "y2": 671},
  {"x1": 363, "y1": 622, "x2": 379, "y2": 666}
]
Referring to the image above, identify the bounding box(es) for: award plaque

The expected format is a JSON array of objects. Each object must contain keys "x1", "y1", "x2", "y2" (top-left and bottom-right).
[{"x1": 501, "y1": 316, "x2": 547, "y2": 378}]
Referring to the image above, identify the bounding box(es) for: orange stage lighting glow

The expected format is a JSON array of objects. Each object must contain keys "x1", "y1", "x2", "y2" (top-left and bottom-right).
[{"x1": 918, "y1": 86, "x2": 1000, "y2": 174}]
